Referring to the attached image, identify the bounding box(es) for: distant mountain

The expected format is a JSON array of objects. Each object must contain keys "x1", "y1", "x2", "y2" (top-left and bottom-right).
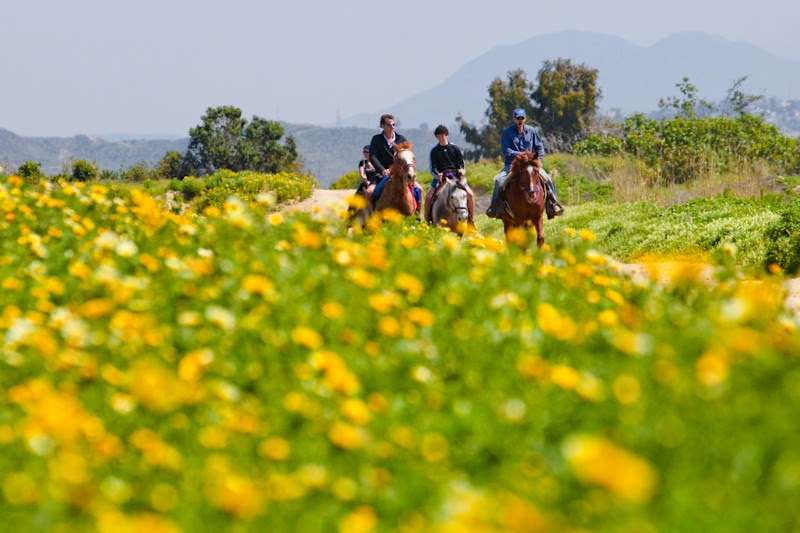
[
  {"x1": 0, "y1": 128, "x2": 188, "y2": 175},
  {"x1": 0, "y1": 125, "x2": 464, "y2": 186},
  {"x1": 343, "y1": 31, "x2": 800, "y2": 128}
]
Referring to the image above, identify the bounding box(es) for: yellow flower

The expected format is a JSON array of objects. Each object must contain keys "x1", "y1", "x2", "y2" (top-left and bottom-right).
[
  {"x1": 537, "y1": 303, "x2": 577, "y2": 342},
  {"x1": 378, "y1": 316, "x2": 401, "y2": 337},
  {"x1": 329, "y1": 421, "x2": 368, "y2": 450},
  {"x1": 407, "y1": 307, "x2": 434, "y2": 327},
  {"x1": 563, "y1": 434, "x2": 658, "y2": 502},
  {"x1": 578, "y1": 228, "x2": 597, "y2": 242},
  {"x1": 292, "y1": 326, "x2": 323, "y2": 349},
  {"x1": 368, "y1": 291, "x2": 401, "y2": 314},
  {"x1": 259, "y1": 437, "x2": 291, "y2": 460},
  {"x1": 341, "y1": 398, "x2": 372, "y2": 425},
  {"x1": 612, "y1": 374, "x2": 641, "y2": 404},
  {"x1": 696, "y1": 348, "x2": 729, "y2": 387},
  {"x1": 339, "y1": 506, "x2": 377, "y2": 533},
  {"x1": 268, "y1": 212, "x2": 284, "y2": 225},
  {"x1": 420, "y1": 433, "x2": 449, "y2": 462},
  {"x1": 323, "y1": 302, "x2": 345, "y2": 319},
  {"x1": 242, "y1": 275, "x2": 275, "y2": 298},
  {"x1": 395, "y1": 273, "x2": 424, "y2": 302},
  {"x1": 550, "y1": 365, "x2": 581, "y2": 390}
]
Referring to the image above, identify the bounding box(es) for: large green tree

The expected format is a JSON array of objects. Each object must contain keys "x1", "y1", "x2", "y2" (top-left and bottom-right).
[
  {"x1": 530, "y1": 59, "x2": 601, "y2": 145},
  {"x1": 183, "y1": 106, "x2": 297, "y2": 176},
  {"x1": 458, "y1": 61, "x2": 601, "y2": 160},
  {"x1": 456, "y1": 69, "x2": 535, "y2": 161}
]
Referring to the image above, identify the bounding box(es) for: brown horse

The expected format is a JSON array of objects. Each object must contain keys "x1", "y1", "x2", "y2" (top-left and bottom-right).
[
  {"x1": 501, "y1": 151, "x2": 546, "y2": 247},
  {"x1": 374, "y1": 141, "x2": 419, "y2": 217}
]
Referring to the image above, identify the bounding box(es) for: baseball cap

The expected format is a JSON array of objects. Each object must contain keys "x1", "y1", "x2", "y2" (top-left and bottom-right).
[{"x1": 513, "y1": 108, "x2": 526, "y2": 118}]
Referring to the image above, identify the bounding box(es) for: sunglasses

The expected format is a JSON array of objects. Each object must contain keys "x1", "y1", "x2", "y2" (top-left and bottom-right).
[
  {"x1": 515, "y1": 116, "x2": 526, "y2": 121},
  {"x1": 384, "y1": 123, "x2": 396, "y2": 128}
]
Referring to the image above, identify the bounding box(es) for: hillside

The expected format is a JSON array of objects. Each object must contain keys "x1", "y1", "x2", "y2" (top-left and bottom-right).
[{"x1": 344, "y1": 31, "x2": 800, "y2": 128}]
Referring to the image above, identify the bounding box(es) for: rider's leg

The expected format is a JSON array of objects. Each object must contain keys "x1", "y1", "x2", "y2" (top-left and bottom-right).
[
  {"x1": 486, "y1": 170, "x2": 510, "y2": 219},
  {"x1": 413, "y1": 183, "x2": 423, "y2": 214},
  {"x1": 540, "y1": 169, "x2": 564, "y2": 219},
  {"x1": 372, "y1": 175, "x2": 390, "y2": 205}
]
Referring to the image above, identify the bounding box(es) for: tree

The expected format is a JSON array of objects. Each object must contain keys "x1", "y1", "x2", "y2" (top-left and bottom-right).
[
  {"x1": 71, "y1": 160, "x2": 97, "y2": 182},
  {"x1": 457, "y1": 69, "x2": 535, "y2": 161},
  {"x1": 156, "y1": 151, "x2": 185, "y2": 180},
  {"x1": 530, "y1": 59, "x2": 601, "y2": 145},
  {"x1": 18, "y1": 161, "x2": 44, "y2": 180},
  {"x1": 183, "y1": 106, "x2": 298, "y2": 175},
  {"x1": 722, "y1": 76, "x2": 763, "y2": 117},
  {"x1": 658, "y1": 77, "x2": 715, "y2": 119}
]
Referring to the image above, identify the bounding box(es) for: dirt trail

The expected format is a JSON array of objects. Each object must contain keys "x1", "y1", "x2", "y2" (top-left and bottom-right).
[{"x1": 281, "y1": 189, "x2": 352, "y2": 217}]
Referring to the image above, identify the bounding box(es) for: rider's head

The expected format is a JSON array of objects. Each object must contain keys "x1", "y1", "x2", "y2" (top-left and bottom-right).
[
  {"x1": 380, "y1": 114, "x2": 396, "y2": 135},
  {"x1": 434, "y1": 125, "x2": 449, "y2": 145},
  {"x1": 362, "y1": 145, "x2": 370, "y2": 158},
  {"x1": 513, "y1": 108, "x2": 527, "y2": 128}
]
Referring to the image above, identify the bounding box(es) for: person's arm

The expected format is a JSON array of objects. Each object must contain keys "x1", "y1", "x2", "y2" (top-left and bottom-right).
[
  {"x1": 369, "y1": 137, "x2": 387, "y2": 175},
  {"x1": 453, "y1": 145, "x2": 466, "y2": 174},
  {"x1": 502, "y1": 128, "x2": 522, "y2": 160},
  {"x1": 358, "y1": 161, "x2": 368, "y2": 182},
  {"x1": 533, "y1": 128, "x2": 546, "y2": 162}
]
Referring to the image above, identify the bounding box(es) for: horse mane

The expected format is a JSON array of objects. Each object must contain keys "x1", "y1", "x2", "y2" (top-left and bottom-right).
[{"x1": 509, "y1": 152, "x2": 542, "y2": 179}]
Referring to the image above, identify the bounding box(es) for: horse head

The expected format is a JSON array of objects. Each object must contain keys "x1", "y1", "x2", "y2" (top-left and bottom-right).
[
  {"x1": 392, "y1": 141, "x2": 416, "y2": 181},
  {"x1": 445, "y1": 173, "x2": 469, "y2": 224},
  {"x1": 510, "y1": 152, "x2": 543, "y2": 204}
]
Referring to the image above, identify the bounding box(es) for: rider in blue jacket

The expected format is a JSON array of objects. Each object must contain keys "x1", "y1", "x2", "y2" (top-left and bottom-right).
[{"x1": 486, "y1": 108, "x2": 564, "y2": 219}]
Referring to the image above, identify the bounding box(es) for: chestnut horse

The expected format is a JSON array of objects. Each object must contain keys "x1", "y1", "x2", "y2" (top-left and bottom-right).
[
  {"x1": 374, "y1": 141, "x2": 419, "y2": 217},
  {"x1": 501, "y1": 152, "x2": 546, "y2": 247}
]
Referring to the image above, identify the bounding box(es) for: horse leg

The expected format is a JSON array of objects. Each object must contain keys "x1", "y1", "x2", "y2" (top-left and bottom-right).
[
  {"x1": 424, "y1": 186, "x2": 436, "y2": 223},
  {"x1": 465, "y1": 186, "x2": 476, "y2": 226},
  {"x1": 535, "y1": 214, "x2": 544, "y2": 248}
]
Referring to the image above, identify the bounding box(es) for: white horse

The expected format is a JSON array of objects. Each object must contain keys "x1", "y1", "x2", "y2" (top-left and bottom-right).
[{"x1": 429, "y1": 174, "x2": 471, "y2": 234}]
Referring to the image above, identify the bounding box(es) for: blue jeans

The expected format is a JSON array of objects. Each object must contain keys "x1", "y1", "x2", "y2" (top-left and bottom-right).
[{"x1": 373, "y1": 176, "x2": 422, "y2": 207}]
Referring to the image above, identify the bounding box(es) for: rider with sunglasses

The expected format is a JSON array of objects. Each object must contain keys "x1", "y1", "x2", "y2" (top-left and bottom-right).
[
  {"x1": 486, "y1": 108, "x2": 564, "y2": 219},
  {"x1": 369, "y1": 114, "x2": 422, "y2": 210}
]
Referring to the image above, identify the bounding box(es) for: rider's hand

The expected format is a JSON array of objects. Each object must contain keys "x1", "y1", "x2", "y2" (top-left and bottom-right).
[{"x1": 383, "y1": 169, "x2": 390, "y2": 177}]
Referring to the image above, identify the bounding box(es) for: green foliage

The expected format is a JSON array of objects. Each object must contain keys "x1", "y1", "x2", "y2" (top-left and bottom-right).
[
  {"x1": 575, "y1": 114, "x2": 800, "y2": 184},
  {"x1": 524, "y1": 195, "x2": 786, "y2": 269},
  {"x1": 457, "y1": 69, "x2": 535, "y2": 161},
  {"x1": 70, "y1": 160, "x2": 98, "y2": 182},
  {"x1": 156, "y1": 151, "x2": 185, "y2": 180},
  {"x1": 330, "y1": 171, "x2": 361, "y2": 190},
  {"x1": 119, "y1": 162, "x2": 153, "y2": 182},
  {"x1": 764, "y1": 198, "x2": 800, "y2": 274},
  {"x1": 170, "y1": 170, "x2": 315, "y2": 211},
  {"x1": 531, "y1": 59, "x2": 601, "y2": 147},
  {"x1": 17, "y1": 161, "x2": 44, "y2": 181},
  {"x1": 657, "y1": 77, "x2": 715, "y2": 119},
  {"x1": 458, "y1": 62, "x2": 601, "y2": 159},
  {"x1": 184, "y1": 106, "x2": 298, "y2": 175}
]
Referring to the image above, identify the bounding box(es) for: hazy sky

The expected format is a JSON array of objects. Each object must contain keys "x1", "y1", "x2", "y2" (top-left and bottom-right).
[{"x1": 4, "y1": 0, "x2": 799, "y2": 136}]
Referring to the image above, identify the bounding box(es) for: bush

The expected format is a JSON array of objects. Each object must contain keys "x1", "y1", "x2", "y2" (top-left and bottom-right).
[
  {"x1": 156, "y1": 151, "x2": 185, "y2": 180},
  {"x1": 119, "y1": 163, "x2": 154, "y2": 182},
  {"x1": 330, "y1": 171, "x2": 361, "y2": 190},
  {"x1": 99, "y1": 169, "x2": 119, "y2": 181},
  {"x1": 171, "y1": 170, "x2": 316, "y2": 211},
  {"x1": 17, "y1": 161, "x2": 44, "y2": 181},
  {"x1": 575, "y1": 114, "x2": 800, "y2": 184},
  {"x1": 71, "y1": 160, "x2": 98, "y2": 182},
  {"x1": 764, "y1": 198, "x2": 800, "y2": 274}
]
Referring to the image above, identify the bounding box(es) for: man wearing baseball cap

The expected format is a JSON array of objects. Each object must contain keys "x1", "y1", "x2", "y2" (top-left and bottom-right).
[{"x1": 486, "y1": 108, "x2": 564, "y2": 219}]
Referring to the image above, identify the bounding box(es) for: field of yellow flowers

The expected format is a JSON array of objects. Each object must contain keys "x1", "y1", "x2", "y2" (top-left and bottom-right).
[{"x1": 1, "y1": 174, "x2": 800, "y2": 532}]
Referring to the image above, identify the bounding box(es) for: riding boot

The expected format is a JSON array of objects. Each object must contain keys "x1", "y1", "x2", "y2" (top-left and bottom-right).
[
  {"x1": 545, "y1": 180, "x2": 565, "y2": 219},
  {"x1": 466, "y1": 190, "x2": 475, "y2": 226},
  {"x1": 486, "y1": 182, "x2": 504, "y2": 219}
]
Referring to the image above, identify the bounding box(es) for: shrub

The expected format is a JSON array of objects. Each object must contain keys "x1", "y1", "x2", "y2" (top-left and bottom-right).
[
  {"x1": 119, "y1": 163, "x2": 154, "y2": 182},
  {"x1": 764, "y1": 198, "x2": 800, "y2": 274},
  {"x1": 71, "y1": 160, "x2": 98, "y2": 182},
  {"x1": 172, "y1": 170, "x2": 316, "y2": 211},
  {"x1": 99, "y1": 169, "x2": 119, "y2": 181},
  {"x1": 330, "y1": 171, "x2": 361, "y2": 190},
  {"x1": 17, "y1": 161, "x2": 44, "y2": 181},
  {"x1": 156, "y1": 151, "x2": 185, "y2": 180},
  {"x1": 575, "y1": 114, "x2": 800, "y2": 184}
]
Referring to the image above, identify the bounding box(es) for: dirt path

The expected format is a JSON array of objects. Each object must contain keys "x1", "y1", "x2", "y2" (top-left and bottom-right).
[{"x1": 281, "y1": 189, "x2": 352, "y2": 217}]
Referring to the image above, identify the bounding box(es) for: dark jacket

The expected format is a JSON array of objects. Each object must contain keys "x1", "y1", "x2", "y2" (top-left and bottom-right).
[
  {"x1": 369, "y1": 132, "x2": 408, "y2": 174},
  {"x1": 429, "y1": 143, "x2": 465, "y2": 176}
]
